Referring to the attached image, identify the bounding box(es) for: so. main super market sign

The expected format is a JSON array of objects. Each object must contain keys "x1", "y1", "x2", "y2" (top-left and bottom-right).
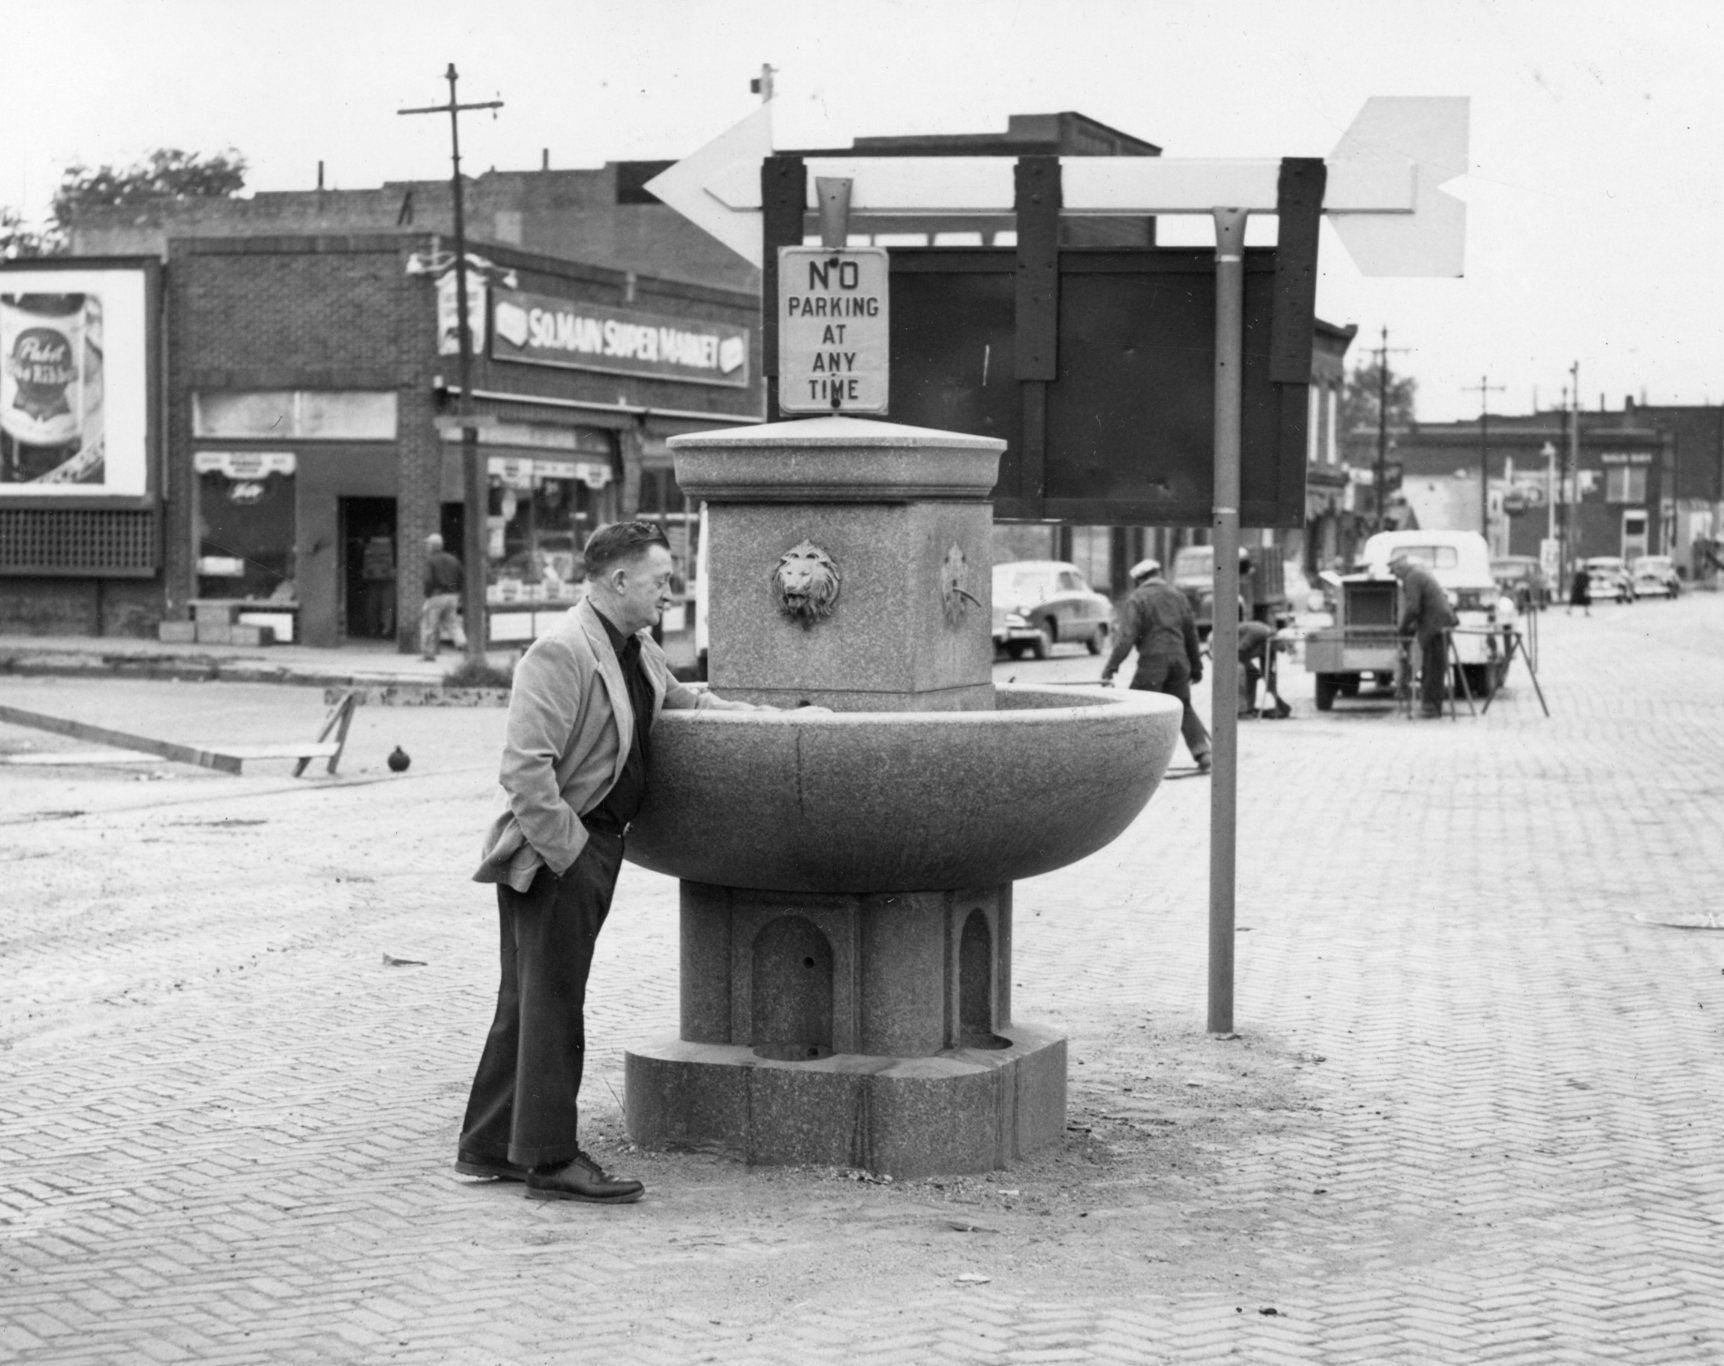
[{"x1": 490, "y1": 288, "x2": 750, "y2": 389}]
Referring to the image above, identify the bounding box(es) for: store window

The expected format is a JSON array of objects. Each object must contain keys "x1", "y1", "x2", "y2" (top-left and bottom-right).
[
  {"x1": 193, "y1": 452, "x2": 297, "y2": 599},
  {"x1": 193, "y1": 391, "x2": 397, "y2": 440},
  {"x1": 1605, "y1": 466, "x2": 1647, "y2": 504},
  {"x1": 486, "y1": 452, "x2": 618, "y2": 605}
]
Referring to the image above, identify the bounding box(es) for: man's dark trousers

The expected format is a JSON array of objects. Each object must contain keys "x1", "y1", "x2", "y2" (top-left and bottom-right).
[
  {"x1": 1131, "y1": 654, "x2": 1212, "y2": 761},
  {"x1": 459, "y1": 831, "x2": 625, "y2": 1169},
  {"x1": 1417, "y1": 633, "x2": 1448, "y2": 714}
]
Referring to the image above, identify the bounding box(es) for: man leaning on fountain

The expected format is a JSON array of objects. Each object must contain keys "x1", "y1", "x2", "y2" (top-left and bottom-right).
[{"x1": 455, "y1": 520, "x2": 761, "y2": 1204}]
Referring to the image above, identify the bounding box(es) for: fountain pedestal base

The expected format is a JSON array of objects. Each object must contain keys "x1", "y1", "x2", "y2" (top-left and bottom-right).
[
  {"x1": 623, "y1": 1024, "x2": 1066, "y2": 1179},
  {"x1": 620, "y1": 879, "x2": 1066, "y2": 1177}
]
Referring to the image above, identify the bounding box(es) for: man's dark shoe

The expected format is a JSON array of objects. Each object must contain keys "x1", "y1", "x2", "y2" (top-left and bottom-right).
[
  {"x1": 455, "y1": 1150, "x2": 529, "y2": 1182},
  {"x1": 1195, "y1": 754, "x2": 1213, "y2": 773},
  {"x1": 525, "y1": 1149, "x2": 644, "y2": 1204}
]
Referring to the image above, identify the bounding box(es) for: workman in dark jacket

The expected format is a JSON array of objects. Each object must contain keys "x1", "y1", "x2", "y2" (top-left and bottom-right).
[
  {"x1": 1101, "y1": 558, "x2": 1212, "y2": 772},
  {"x1": 1389, "y1": 553, "x2": 1458, "y2": 717}
]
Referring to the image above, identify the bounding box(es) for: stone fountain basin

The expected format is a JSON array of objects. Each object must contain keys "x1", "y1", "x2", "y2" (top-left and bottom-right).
[{"x1": 625, "y1": 684, "x2": 1181, "y2": 893}]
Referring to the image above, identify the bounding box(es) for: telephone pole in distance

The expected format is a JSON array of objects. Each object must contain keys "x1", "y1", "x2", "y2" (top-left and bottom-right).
[{"x1": 400, "y1": 65, "x2": 504, "y2": 663}]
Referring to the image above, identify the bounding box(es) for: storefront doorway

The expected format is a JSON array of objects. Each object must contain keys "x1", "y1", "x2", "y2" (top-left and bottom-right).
[{"x1": 341, "y1": 496, "x2": 397, "y2": 641}]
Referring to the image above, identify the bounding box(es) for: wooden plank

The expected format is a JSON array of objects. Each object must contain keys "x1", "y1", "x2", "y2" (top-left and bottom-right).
[
  {"x1": 0, "y1": 751, "x2": 162, "y2": 766},
  {"x1": 1270, "y1": 157, "x2": 1326, "y2": 385},
  {"x1": 0, "y1": 704, "x2": 243, "y2": 774},
  {"x1": 709, "y1": 155, "x2": 1414, "y2": 215},
  {"x1": 1013, "y1": 156, "x2": 1060, "y2": 383}
]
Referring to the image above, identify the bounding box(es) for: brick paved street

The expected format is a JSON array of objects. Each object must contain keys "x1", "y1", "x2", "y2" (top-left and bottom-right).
[{"x1": 3, "y1": 597, "x2": 1723, "y2": 1363}]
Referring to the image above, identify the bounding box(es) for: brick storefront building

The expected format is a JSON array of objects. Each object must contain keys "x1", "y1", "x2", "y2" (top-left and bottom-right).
[
  {"x1": 167, "y1": 234, "x2": 757, "y2": 649},
  {"x1": 0, "y1": 236, "x2": 758, "y2": 648}
]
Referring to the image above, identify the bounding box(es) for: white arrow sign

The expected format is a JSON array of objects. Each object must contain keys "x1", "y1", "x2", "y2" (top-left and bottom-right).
[{"x1": 647, "y1": 97, "x2": 1468, "y2": 278}]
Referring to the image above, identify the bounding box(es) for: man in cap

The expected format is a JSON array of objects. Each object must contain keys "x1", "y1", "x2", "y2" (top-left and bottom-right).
[
  {"x1": 1389, "y1": 552, "x2": 1457, "y2": 718},
  {"x1": 1100, "y1": 558, "x2": 1212, "y2": 772},
  {"x1": 420, "y1": 533, "x2": 467, "y2": 660}
]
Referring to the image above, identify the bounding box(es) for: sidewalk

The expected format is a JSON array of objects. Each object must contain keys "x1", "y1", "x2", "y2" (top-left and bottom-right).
[
  {"x1": 0, "y1": 626, "x2": 699, "y2": 689},
  {"x1": 3, "y1": 600, "x2": 1723, "y2": 1363}
]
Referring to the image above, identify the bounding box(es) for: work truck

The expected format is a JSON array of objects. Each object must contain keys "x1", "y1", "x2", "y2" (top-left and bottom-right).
[{"x1": 1304, "y1": 529, "x2": 1514, "y2": 710}]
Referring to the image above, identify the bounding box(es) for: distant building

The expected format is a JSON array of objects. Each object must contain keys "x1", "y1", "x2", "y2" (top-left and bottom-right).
[{"x1": 1345, "y1": 400, "x2": 1708, "y2": 576}]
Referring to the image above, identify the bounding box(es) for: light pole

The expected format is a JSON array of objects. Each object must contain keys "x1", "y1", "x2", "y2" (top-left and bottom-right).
[
  {"x1": 1542, "y1": 440, "x2": 1557, "y2": 543},
  {"x1": 400, "y1": 65, "x2": 504, "y2": 663}
]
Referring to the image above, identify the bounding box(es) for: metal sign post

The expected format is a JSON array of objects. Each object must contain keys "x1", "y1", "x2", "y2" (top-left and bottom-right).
[{"x1": 1208, "y1": 207, "x2": 1246, "y2": 1034}]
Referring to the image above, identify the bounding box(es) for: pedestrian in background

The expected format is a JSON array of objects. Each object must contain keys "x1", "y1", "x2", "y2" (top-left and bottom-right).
[
  {"x1": 1568, "y1": 565, "x2": 1591, "y2": 616},
  {"x1": 457, "y1": 521, "x2": 765, "y2": 1204},
  {"x1": 1100, "y1": 558, "x2": 1212, "y2": 772},
  {"x1": 1237, "y1": 616, "x2": 1277, "y2": 718},
  {"x1": 1389, "y1": 552, "x2": 1458, "y2": 718},
  {"x1": 420, "y1": 533, "x2": 467, "y2": 660}
]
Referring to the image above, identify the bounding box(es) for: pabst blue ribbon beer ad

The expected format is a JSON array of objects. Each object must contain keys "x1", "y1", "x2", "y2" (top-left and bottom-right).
[{"x1": 0, "y1": 267, "x2": 150, "y2": 497}]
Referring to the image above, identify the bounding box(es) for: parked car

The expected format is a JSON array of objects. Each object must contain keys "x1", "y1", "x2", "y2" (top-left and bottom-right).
[
  {"x1": 1630, "y1": 554, "x2": 1681, "y2": 598},
  {"x1": 1492, "y1": 555, "x2": 1552, "y2": 611},
  {"x1": 1584, "y1": 556, "x2": 1636, "y2": 602},
  {"x1": 992, "y1": 560, "x2": 1113, "y2": 659}
]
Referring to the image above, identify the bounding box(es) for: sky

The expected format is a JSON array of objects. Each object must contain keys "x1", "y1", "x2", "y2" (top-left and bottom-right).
[{"x1": 4, "y1": 0, "x2": 1721, "y2": 424}]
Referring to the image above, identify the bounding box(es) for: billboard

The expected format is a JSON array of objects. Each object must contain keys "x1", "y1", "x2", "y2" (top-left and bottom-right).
[
  {"x1": 490, "y1": 287, "x2": 750, "y2": 388},
  {"x1": 0, "y1": 263, "x2": 153, "y2": 498}
]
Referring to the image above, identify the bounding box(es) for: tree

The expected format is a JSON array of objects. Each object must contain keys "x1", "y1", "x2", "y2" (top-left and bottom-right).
[
  {"x1": 1, "y1": 148, "x2": 248, "y2": 258},
  {"x1": 0, "y1": 206, "x2": 55, "y2": 259},
  {"x1": 51, "y1": 148, "x2": 248, "y2": 239},
  {"x1": 1339, "y1": 357, "x2": 1418, "y2": 440}
]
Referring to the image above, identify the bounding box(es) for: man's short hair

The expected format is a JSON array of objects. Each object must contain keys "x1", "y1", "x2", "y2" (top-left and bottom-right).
[
  {"x1": 584, "y1": 520, "x2": 670, "y2": 577},
  {"x1": 426, "y1": 533, "x2": 443, "y2": 549}
]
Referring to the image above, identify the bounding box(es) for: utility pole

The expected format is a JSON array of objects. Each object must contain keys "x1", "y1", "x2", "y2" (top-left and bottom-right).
[
  {"x1": 1465, "y1": 375, "x2": 1505, "y2": 547},
  {"x1": 1567, "y1": 361, "x2": 1581, "y2": 576},
  {"x1": 1556, "y1": 384, "x2": 1572, "y2": 582},
  {"x1": 400, "y1": 65, "x2": 504, "y2": 663},
  {"x1": 1370, "y1": 327, "x2": 1411, "y2": 533}
]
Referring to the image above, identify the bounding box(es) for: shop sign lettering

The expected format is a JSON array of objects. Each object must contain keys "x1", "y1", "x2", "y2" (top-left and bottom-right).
[{"x1": 491, "y1": 289, "x2": 749, "y2": 388}]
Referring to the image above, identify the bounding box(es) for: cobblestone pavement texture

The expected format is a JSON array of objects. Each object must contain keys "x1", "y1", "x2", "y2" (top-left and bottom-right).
[{"x1": 3, "y1": 597, "x2": 1723, "y2": 1363}]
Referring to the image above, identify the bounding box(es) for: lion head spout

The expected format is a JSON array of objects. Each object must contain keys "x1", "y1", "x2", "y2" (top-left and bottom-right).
[{"x1": 772, "y1": 540, "x2": 840, "y2": 627}]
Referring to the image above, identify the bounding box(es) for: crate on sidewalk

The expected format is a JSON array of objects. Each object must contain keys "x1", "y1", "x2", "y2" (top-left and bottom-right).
[
  {"x1": 229, "y1": 624, "x2": 275, "y2": 647},
  {"x1": 157, "y1": 621, "x2": 197, "y2": 644},
  {"x1": 196, "y1": 622, "x2": 234, "y2": 645}
]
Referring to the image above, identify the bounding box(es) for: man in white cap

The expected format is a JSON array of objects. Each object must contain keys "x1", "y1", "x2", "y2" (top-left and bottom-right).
[
  {"x1": 421, "y1": 533, "x2": 467, "y2": 660},
  {"x1": 1101, "y1": 558, "x2": 1212, "y2": 772}
]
